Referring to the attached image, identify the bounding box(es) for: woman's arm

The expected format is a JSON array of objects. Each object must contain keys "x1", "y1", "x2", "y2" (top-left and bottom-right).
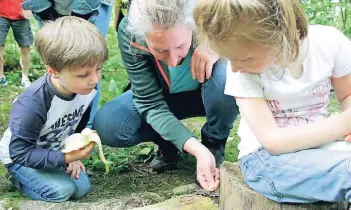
[
  {"x1": 236, "y1": 97, "x2": 351, "y2": 155},
  {"x1": 118, "y1": 18, "x2": 194, "y2": 151}
]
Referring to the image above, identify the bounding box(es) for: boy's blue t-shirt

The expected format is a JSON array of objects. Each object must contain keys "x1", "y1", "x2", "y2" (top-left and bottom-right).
[
  {"x1": 167, "y1": 51, "x2": 200, "y2": 94},
  {"x1": 0, "y1": 74, "x2": 96, "y2": 169}
]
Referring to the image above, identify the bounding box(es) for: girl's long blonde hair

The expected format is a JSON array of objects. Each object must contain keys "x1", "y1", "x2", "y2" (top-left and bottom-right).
[{"x1": 194, "y1": 0, "x2": 308, "y2": 66}]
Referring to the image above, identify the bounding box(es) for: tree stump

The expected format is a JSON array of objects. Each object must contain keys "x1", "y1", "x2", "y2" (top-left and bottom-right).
[{"x1": 220, "y1": 161, "x2": 345, "y2": 210}]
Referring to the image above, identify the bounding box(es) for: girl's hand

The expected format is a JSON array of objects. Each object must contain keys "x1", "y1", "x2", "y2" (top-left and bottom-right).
[
  {"x1": 343, "y1": 109, "x2": 351, "y2": 142},
  {"x1": 66, "y1": 160, "x2": 86, "y2": 179},
  {"x1": 64, "y1": 142, "x2": 96, "y2": 163}
]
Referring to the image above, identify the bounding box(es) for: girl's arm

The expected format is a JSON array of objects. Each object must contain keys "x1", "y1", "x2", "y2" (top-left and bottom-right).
[
  {"x1": 236, "y1": 97, "x2": 351, "y2": 155},
  {"x1": 333, "y1": 74, "x2": 351, "y2": 111}
]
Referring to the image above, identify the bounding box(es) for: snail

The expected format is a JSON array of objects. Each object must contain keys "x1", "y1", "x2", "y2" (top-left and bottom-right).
[{"x1": 61, "y1": 128, "x2": 110, "y2": 173}]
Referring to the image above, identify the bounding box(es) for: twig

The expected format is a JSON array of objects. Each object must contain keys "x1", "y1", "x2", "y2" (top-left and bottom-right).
[{"x1": 131, "y1": 166, "x2": 150, "y2": 175}]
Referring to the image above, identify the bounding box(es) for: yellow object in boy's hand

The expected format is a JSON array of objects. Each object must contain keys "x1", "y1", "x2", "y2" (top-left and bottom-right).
[{"x1": 62, "y1": 128, "x2": 110, "y2": 173}]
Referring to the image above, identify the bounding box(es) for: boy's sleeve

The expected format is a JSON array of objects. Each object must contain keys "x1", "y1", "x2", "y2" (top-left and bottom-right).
[
  {"x1": 224, "y1": 62, "x2": 264, "y2": 98},
  {"x1": 9, "y1": 96, "x2": 66, "y2": 170},
  {"x1": 331, "y1": 28, "x2": 351, "y2": 78}
]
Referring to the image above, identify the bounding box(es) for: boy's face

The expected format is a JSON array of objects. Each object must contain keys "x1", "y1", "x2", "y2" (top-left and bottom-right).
[{"x1": 50, "y1": 64, "x2": 102, "y2": 96}]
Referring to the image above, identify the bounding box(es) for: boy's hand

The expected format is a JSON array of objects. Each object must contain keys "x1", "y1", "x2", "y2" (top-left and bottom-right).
[
  {"x1": 64, "y1": 142, "x2": 96, "y2": 163},
  {"x1": 66, "y1": 160, "x2": 86, "y2": 179}
]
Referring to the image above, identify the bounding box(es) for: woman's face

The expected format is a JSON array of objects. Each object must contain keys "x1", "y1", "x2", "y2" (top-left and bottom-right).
[{"x1": 145, "y1": 26, "x2": 192, "y2": 67}]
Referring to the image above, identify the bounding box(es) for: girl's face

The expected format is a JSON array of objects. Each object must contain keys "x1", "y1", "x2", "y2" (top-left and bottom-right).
[
  {"x1": 224, "y1": 41, "x2": 279, "y2": 74},
  {"x1": 145, "y1": 26, "x2": 192, "y2": 67}
]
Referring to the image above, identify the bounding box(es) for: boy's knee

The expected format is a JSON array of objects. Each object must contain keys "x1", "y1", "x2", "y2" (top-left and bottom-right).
[
  {"x1": 71, "y1": 187, "x2": 90, "y2": 200},
  {"x1": 44, "y1": 182, "x2": 76, "y2": 202},
  {"x1": 71, "y1": 177, "x2": 91, "y2": 200},
  {"x1": 78, "y1": 182, "x2": 91, "y2": 198}
]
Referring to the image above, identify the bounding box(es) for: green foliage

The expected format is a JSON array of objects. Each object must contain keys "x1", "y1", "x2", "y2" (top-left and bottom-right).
[
  {"x1": 3, "y1": 31, "x2": 20, "y2": 73},
  {"x1": 81, "y1": 143, "x2": 156, "y2": 174},
  {"x1": 302, "y1": 0, "x2": 351, "y2": 37},
  {"x1": 98, "y1": 25, "x2": 129, "y2": 107}
]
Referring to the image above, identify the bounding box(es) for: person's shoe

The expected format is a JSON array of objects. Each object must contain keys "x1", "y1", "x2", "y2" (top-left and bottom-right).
[
  {"x1": 201, "y1": 135, "x2": 227, "y2": 168},
  {"x1": 150, "y1": 150, "x2": 179, "y2": 173},
  {"x1": 208, "y1": 144, "x2": 225, "y2": 167},
  {"x1": 20, "y1": 77, "x2": 31, "y2": 88},
  {"x1": 0, "y1": 77, "x2": 8, "y2": 86}
]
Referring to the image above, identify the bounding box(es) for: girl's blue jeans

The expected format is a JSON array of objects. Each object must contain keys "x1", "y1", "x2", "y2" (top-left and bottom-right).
[{"x1": 240, "y1": 148, "x2": 351, "y2": 203}]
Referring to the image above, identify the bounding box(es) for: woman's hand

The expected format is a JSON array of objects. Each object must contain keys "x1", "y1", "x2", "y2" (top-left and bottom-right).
[
  {"x1": 191, "y1": 43, "x2": 219, "y2": 83},
  {"x1": 184, "y1": 137, "x2": 220, "y2": 191},
  {"x1": 66, "y1": 160, "x2": 86, "y2": 179},
  {"x1": 196, "y1": 148, "x2": 220, "y2": 191}
]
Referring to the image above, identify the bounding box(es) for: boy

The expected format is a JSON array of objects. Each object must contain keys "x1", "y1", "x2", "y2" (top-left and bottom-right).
[
  {"x1": 21, "y1": 0, "x2": 114, "y2": 127},
  {"x1": 0, "y1": 16, "x2": 108, "y2": 202},
  {"x1": 0, "y1": 0, "x2": 33, "y2": 87}
]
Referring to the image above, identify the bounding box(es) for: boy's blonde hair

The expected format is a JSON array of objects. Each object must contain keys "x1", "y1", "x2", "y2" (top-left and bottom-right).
[
  {"x1": 194, "y1": 0, "x2": 308, "y2": 66},
  {"x1": 35, "y1": 16, "x2": 108, "y2": 71}
]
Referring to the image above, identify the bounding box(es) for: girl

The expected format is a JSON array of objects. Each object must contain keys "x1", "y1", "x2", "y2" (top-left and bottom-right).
[{"x1": 195, "y1": 0, "x2": 351, "y2": 205}]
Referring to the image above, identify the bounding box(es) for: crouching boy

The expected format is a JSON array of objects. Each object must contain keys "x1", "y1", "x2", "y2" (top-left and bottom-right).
[{"x1": 0, "y1": 16, "x2": 108, "y2": 202}]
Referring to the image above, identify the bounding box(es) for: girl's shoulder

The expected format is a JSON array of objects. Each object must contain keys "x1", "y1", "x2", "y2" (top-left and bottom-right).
[
  {"x1": 308, "y1": 25, "x2": 349, "y2": 58},
  {"x1": 308, "y1": 25, "x2": 348, "y2": 45}
]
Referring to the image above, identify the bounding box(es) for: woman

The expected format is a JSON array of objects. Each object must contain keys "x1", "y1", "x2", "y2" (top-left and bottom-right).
[{"x1": 93, "y1": 0, "x2": 239, "y2": 192}]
